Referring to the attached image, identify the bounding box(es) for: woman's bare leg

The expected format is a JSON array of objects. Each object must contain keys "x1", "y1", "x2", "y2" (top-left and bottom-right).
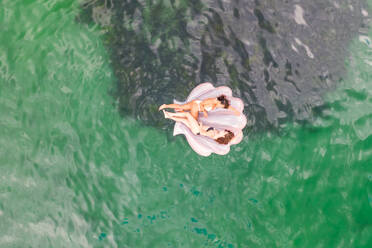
[
  {"x1": 164, "y1": 111, "x2": 189, "y2": 118},
  {"x1": 164, "y1": 111, "x2": 198, "y2": 123},
  {"x1": 165, "y1": 115, "x2": 189, "y2": 125},
  {"x1": 163, "y1": 113, "x2": 192, "y2": 129},
  {"x1": 159, "y1": 102, "x2": 192, "y2": 111},
  {"x1": 163, "y1": 111, "x2": 201, "y2": 134}
]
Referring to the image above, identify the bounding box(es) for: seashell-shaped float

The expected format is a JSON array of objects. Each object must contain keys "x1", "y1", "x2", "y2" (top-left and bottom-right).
[{"x1": 173, "y1": 83, "x2": 247, "y2": 156}]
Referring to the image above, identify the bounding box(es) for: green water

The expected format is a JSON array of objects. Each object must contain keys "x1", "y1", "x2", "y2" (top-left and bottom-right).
[{"x1": 0, "y1": 0, "x2": 372, "y2": 247}]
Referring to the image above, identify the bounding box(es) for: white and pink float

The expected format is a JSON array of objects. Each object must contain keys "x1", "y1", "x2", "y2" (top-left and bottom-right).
[{"x1": 172, "y1": 83, "x2": 247, "y2": 156}]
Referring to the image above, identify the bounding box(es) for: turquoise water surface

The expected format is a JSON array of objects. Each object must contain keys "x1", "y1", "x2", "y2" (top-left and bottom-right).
[{"x1": 0, "y1": 0, "x2": 372, "y2": 247}]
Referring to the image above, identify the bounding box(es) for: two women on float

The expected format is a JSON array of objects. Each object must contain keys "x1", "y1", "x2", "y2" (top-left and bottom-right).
[{"x1": 159, "y1": 95, "x2": 239, "y2": 145}]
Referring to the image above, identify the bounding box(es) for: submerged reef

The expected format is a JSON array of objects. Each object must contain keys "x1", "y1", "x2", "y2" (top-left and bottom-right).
[{"x1": 77, "y1": 0, "x2": 369, "y2": 131}]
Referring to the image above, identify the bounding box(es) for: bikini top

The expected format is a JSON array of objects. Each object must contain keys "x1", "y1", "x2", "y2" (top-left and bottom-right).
[
  {"x1": 195, "y1": 100, "x2": 213, "y2": 112},
  {"x1": 204, "y1": 105, "x2": 213, "y2": 111}
]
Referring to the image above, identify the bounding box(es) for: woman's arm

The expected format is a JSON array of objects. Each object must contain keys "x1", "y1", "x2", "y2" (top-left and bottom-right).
[{"x1": 228, "y1": 106, "x2": 241, "y2": 116}]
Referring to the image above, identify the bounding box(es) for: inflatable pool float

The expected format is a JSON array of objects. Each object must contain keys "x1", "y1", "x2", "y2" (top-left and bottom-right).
[{"x1": 173, "y1": 83, "x2": 247, "y2": 156}]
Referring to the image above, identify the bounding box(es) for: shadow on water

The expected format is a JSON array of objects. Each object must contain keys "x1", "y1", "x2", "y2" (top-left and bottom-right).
[{"x1": 77, "y1": 0, "x2": 368, "y2": 132}]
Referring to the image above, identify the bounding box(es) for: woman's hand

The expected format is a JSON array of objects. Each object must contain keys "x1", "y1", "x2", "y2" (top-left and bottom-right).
[{"x1": 228, "y1": 106, "x2": 241, "y2": 116}]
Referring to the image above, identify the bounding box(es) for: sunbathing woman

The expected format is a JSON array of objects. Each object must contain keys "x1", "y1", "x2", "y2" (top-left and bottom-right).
[
  {"x1": 163, "y1": 110, "x2": 235, "y2": 145},
  {"x1": 159, "y1": 95, "x2": 240, "y2": 120}
]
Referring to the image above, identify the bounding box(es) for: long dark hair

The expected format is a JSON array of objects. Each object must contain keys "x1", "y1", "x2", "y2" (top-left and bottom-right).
[
  {"x1": 217, "y1": 95, "x2": 229, "y2": 109},
  {"x1": 215, "y1": 130, "x2": 235, "y2": 145}
]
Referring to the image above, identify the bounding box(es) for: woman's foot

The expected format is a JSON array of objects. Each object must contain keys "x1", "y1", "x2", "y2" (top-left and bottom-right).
[{"x1": 158, "y1": 104, "x2": 167, "y2": 111}]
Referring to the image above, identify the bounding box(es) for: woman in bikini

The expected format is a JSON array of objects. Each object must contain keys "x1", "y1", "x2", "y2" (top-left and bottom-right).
[
  {"x1": 158, "y1": 95, "x2": 240, "y2": 120},
  {"x1": 162, "y1": 110, "x2": 235, "y2": 145}
]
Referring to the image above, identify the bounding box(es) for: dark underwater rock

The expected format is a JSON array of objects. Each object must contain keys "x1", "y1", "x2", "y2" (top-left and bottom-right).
[{"x1": 77, "y1": 0, "x2": 369, "y2": 131}]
